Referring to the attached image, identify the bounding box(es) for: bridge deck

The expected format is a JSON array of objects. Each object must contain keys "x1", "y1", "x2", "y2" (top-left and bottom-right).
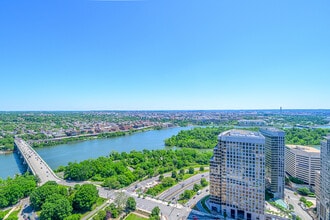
[{"x1": 14, "y1": 138, "x2": 60, "y2": 185}]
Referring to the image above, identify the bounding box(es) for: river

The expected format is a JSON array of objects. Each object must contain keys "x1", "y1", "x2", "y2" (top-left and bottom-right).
[{"x1": 0, "y1": 126, "x2": 193, "y2": 179}]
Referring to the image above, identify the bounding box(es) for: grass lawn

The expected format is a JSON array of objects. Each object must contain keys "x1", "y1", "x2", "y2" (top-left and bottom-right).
[
  {"x1": 125, "y1": 213, "x2": 148, "y2": 220},
  {"x1": 0, "y1": 209, "x2": 10, "y2": 219},
  {"x1": 6, "y1": 209, "x2": 20, "y2": 220}
]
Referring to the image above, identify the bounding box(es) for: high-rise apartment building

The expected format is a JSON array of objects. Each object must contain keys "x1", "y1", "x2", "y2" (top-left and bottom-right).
[
  {"x1": 317, "y1": 136, "x2": 330, "y2": 220},
  {"x1": 260, "y1": 128, "x2": 285, "y2": 199},
  {"x1": 210, "y1": 129, "x2": 265, "y2": 220}
]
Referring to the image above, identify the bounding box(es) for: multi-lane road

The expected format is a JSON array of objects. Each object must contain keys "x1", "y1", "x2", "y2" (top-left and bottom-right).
[
  {"x1": 15, "y1": 138, "x2": 60, "y2": 185},
  {"x1": 158, "y1": 173, "x2": 209, "y2": 203}
]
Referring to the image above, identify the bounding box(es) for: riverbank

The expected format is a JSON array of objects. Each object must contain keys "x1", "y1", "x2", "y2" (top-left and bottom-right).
[
  {"x1": 1, "y1": 125, "x2": 175, "y2": 153},
  {"x1": 31, "y1": 125, "x2": 172, "y2": 148},
  {"x1": 0, "y1": 150, "x2": 13, "y2": 154},
  {"x1": 1, "y1": 126, "x2": 195, "y2": 179}
]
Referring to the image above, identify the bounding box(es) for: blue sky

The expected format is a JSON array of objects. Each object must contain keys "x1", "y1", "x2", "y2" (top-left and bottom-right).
[{"x1": 1, "y1": 0, "x2": 329, "y2": 110}]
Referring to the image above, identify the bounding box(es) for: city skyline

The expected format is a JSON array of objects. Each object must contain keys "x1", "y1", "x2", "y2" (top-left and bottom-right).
[{"x1": 1, "y1": 0, "x2": 330, "y2": 111}]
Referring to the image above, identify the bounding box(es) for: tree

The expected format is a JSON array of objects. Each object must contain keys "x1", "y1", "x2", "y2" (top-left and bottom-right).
[
  {"x1": 289, "y1": 204, "x2": 294, "y2": 210},
  {"x1": 188, "y1": 167, "x2": 194, "y2": 174},
  {"x1": 150, "y1": 206, "x2": 160, "y2": 220},
  {"x1": 179, "y1": 169, "x2": 185, "y2": 174},
  {"x1": 180, "y1": 190, "x2": 194, "y2": 200},
  {"x1": 0, "y1": 174, "x2": 37, "y2": 209},
  {"x1": 73, "y1": 184, "x2": 98, "y2": 211},
  {"x1": 40, "y1": 194, "x2": 72, "y2": 220},
  {"x1": 114, "y1": 191, "x2": 128, "y2": 211},
  {"x1": 297, "y1": 187, "x2": 312, "y2": 196},
  {"x1": 63, "y1": 214, "x2": 81, "y2": 220},
  {"x1": 299, "y1": 197, "x2": 307, "y2": 203},
  {"x1": 103, "y1": 177, "x2": 121, "y2": 189},
  {"x1": 199, "y1": 166, "x2": 204, "y2": 171},
  {"x1": 200, "y1": 178, "x2": 208, "y2": 187},
  {"x1": 126, "y1": 197, "x2": 136, "y2": 212},
  {"x1": 105, "y1": 203, "x2": 119, "y2": 218},
  {"x1": 162, "y1": 177, "x2": 175, "y2": 187},
  {"x1": 30, "y1": 181, "x2": 64, "y2": 210},
  {"x1": 193, "y1": 184, "x2": 201, "y2": 192},
  {"x1": 93, "y1": 210, "x2": 106, "y2": 220},
  {"x1": 171, "y1": 171, "x2": 177, "y2": 179}
]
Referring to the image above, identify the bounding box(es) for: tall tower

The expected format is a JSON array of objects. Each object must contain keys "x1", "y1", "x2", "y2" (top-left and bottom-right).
[
  {"x1": 210, "y1": 129, "x2": 265, "y2": 220},
  {"x1": 317, "y1": 136, "x2": 330, "y2": 220},
  {"x1": 260, "y1": 128, "x2": 285, "y2": 199}
]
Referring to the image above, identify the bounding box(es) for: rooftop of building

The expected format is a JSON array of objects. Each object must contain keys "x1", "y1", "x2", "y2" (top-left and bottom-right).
[
  {"x1": 220, "y1": 129, "x2": 263, "y2": 138},
  {"x1": 260, "y1": 127, "x2": 285, "y2": 136},
  {"x1": 238, "y1": 119, "x2": 266, "y2": 122},
  {"x1": 286, "y1": 144, "x2": 320, "y2": 153}
]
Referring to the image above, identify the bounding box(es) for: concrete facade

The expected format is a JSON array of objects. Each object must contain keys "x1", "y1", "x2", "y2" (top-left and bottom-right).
[
  {"x1": 210, "y1": 129, "x2": 265, "y2": 220},
  {"x1": 285, "y1": 145, "x2": 320, "y2": 186}
]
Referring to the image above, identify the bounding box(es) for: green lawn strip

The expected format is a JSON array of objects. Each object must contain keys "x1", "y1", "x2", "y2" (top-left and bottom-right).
[
  {"x1": 178, "y1": 199, "x2": 189, "y2": 205},
  {"x1": 79, "y1": 197, "x2": 107, "y2": 218},
  {"x1": 125, "y1": 213, "x2": 148, "y2": 220},
  {"x1": 146, "y1": 169, "x2": 209, "y2": 197},
  {"x1": 95, "y1": 197, "x2": 106, "y2": 207},
  {"x1": 0, "y1": 209, "x2": 10, "y2": 219},
  {"x1": 6, "y1": 209, "x2": 20, "y2": 220}
]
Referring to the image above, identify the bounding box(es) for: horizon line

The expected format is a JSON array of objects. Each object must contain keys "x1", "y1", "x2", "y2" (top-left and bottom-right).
[{"x1": 1, "y1": 108, "x2": 330, "y2": 112}]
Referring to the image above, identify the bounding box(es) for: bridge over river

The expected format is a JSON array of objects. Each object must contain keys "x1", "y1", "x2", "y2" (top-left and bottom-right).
[{"x1": 14, "y1": 138, "x2": 61, "y2": 185}]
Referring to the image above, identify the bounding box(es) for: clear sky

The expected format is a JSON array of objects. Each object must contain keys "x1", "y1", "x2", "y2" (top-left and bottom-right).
[{"x1": 1, "y1": 0, "x2": 329, "y2": 111}]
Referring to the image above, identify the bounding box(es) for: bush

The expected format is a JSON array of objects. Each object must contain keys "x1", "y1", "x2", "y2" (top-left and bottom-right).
[
  {"x1": 300, "y1": 197, "x2": 307, "y2": 203},
  {"x1": 289, "y1": 176, "x2": 305, "y2": 184},
  {"x1": 297, "y1": 187, "x2": 311, "y2": 196}
]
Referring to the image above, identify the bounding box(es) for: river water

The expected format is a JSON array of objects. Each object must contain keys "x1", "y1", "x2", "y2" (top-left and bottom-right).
[{"x1": 0, "y1": 126, "x2": 193, "y2": 179}]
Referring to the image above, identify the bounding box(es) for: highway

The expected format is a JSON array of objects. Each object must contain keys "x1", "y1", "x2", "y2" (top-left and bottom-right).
[{"x1": 158, "y1": 173, "x2": 209, "y2": 202}]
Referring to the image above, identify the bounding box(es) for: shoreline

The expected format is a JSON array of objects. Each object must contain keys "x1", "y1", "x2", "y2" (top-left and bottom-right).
[
  {"x1": 1, "y1": 125, "x2": 179, "y2": 154},
  {"x1": 0, "y1": 150, "x2": 14, "y2": 154}
]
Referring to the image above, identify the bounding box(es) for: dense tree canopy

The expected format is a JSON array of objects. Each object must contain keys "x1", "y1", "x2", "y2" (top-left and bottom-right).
[
  {"x1": 126, "y1": 197, "x2": 136, "y2": 212},
  {"x1": 165, "y1": 126, "x2": 330, "y2": 148},
  {"x1": 150, "y1": 206, "x2": 161, "y2": 220},
  {"x1": 30, "y1": 181, "x2": 67, "y2": 210},
  {"x1": 64, "y1": 148, "x2": 212, "y2": 188},
  {"x1": 164, "y1": 127, "x2": 230, "y2": 149},
  {"x1": 284, "y1": 128, "x2": 330, "y2": 145},
  {"x1": 30, "y1": 181, "x2": 99, "y2": 219},
  {"x1": 40, "y1": 194, "x2": 72, "y2": 220},
  {"x1": 72, "y1": 184, "x2": 98, "y2": 211},
  {"x1": 0, "y1": 173, "x2": 37, "y2": 208}
]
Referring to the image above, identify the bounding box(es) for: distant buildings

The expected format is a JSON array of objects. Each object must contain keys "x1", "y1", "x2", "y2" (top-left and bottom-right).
[
  {"x1": 238, "y1": 120, "x2": 267, "y2": 127},
  {"x1": 317, "y1": 136, "x2": 330, "y2": 220},
  {"x1": 210, "y1": 129, "x2": 265, "y2": 220},
  {"x1": 285, "y1": 145, "x2": 320, "y2": 186},
  {"x1": 260, "y1": 128, "x2": 285, "y2": 199}
]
